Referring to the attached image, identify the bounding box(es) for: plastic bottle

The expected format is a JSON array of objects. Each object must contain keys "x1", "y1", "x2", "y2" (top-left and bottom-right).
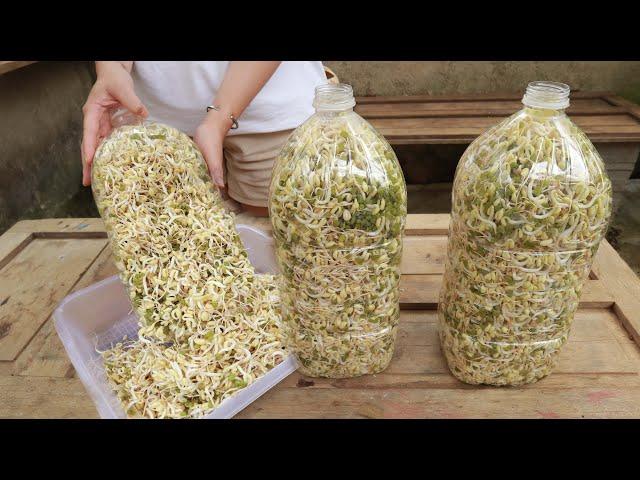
[
  {"x1": 439, "y1": 81, "x2": 613, "y2": 386},
  {"x1": 269, "y1": 84, "x2": 407, "y2": 378}
]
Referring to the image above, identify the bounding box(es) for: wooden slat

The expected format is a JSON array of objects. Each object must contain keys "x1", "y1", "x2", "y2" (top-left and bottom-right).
[
  {"x1": 383, "y1": 340, "x2": 637, "y2": 375},
  {"x1": 0, "y1": 376, "x2": 98, "y2": 419},
  {"x1": 5, "y1": 218, "x2": 106, "y2": 236},
  {"x1": 277, "y1": 371, "x2": 640, "y2": 392},
  {"x1": 237, "y1": 383, "x2": 640, "y2": 418},
  {"x1": 593, "y1": 240, "x2": 640, "y2": 347},
  {"x1": 0, "y1": 232, "x2": 32, "y2": 272},
  {"x1": 12, "y1": 245, "x2": 117, "y2": 378},
  {"x1": 401, "y1": 236, "x2": 446, "y2": 274},
  {"x1": 0, "y1": 238, "x2": 107, "y2": 361},
  {"x1": 355, "y1": 93, "x2": 640, "y2": 143},
  {"x1": 603, "y1": 95, "x2": 640, "y2": 121},
  {"x1": 405, "y1": 214, "x2": 450, "y2": 235},
  {"x1": 399, "y1": 275, "x2": 613, "y2": 309},
  {"x1": 0, "y1": 61, "x2": 36, "y2": 76},
  {"x1": 397, "y1": 309, "x2": 627, "y2": 344},
  {"x1": 355, "y1": 91, "x2": 612, "y2": 104},
  {"x1": 356, "y1": 100, "x2": 623, "y2": 118},
  {"x1": 238, "y1": 306, "x2": 640, "y2": 418},
  {"x1": 369, "y1": 115, "x2": 640, "y2": 143}
]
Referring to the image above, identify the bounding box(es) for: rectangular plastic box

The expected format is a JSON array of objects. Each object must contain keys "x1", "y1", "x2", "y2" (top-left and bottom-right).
[{"x1": 53, "y1": 224, "x2": 297, "y2": 419}]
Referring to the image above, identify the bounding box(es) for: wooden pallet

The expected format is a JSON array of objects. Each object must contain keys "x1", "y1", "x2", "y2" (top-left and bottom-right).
[
  {"x1": 1, "y1": 216, "x2": 640, "y2": 418},
  {"x1": 355, "y1": 92, "x2": 640, "y2": 195}
]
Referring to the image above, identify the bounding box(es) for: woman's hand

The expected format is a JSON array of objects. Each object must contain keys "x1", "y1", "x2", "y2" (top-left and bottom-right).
[
  {"x1": 195, "y1": 62, "x2": 281, "y2": 190},
  {"x1": 81, "y1": 61, "x2": 148, "y2": 186},
  {"x1": 193, "y1": 110, "x2": 232, "y2": 188}
]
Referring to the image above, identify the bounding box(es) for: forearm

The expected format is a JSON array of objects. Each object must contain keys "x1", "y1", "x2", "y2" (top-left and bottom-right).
[
  {"x1": 96, "y1": 61, "x2": 134, "y2": 78},
  {"x1": 209, "y1": 61, "x2": 281, "y2": 131}
]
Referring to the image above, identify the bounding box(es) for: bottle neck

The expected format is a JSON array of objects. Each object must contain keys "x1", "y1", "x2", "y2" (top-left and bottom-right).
[
  {"x1": 313, "y1": 83, "x2": 356, "y2": 113},
  {"x1": 522, "y1": 81, "x2": 570, "y2": 114}
]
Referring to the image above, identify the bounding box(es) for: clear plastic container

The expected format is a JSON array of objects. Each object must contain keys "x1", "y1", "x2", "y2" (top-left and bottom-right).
[
  {"x1": 269, "y1": 84, "x2": 408, "y2": 378},
  {"x1": 53, "y1": 225, "x2": 297, "y2": 419},
  {"x1": 438, "y1": 81, "x2": 613, "y2": 386}
]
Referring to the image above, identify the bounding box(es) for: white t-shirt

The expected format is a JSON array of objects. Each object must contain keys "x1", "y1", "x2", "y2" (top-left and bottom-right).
[{"x1": 131, "y1": 61, "x2": 327, "y2": 136}]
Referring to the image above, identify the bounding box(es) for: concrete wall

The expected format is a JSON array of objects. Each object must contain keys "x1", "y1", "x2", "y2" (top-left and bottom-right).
[
  {"x1": 325, "y1": 61, "x2": 640, "y2": 102},
  {"x1": 0, "y1": 61, "x2": 97, "y2": 233}
]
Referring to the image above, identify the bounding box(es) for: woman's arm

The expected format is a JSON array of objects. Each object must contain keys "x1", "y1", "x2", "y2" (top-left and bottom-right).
[
  {"x1": 194, "y1": 61, "x2": 281, "y2": 187},
  {"x1": 81, "y1": 61, "x2": 148, "y2": 185}
]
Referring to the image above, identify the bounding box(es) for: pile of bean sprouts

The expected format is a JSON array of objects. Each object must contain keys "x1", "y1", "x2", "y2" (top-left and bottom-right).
[
  {"x1": 269, "y1": 110, "x2": 407, "y2": 378},
  {"x1": 438, "y1": 107, "x2": 612, "y2": 386},
  {"x1": 92, "y1": 123, "x2": 286, "y2": 418}
]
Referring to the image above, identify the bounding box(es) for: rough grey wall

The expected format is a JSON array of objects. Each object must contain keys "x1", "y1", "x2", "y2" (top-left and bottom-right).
[
  {"x1": 325, "y1": 61, "x2": 640, "y2": 102},
  {"x1": 0, "y1": 61, "x2": 97, "y2": 233}
]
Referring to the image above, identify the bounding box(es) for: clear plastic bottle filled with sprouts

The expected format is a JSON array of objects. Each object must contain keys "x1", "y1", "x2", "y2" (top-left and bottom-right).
[
  {"x1": 438, "y1": 81, "x2": 613, "y2": 386},
  {"x1": 269, "y1": 83, "x2": 407, "y2": 378}
]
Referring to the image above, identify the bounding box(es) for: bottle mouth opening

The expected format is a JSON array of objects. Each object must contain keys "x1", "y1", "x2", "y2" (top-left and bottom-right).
[
  {"x1": 313, "y1": 83, "x2": 356, "y2": 111},
  {"x1": 522, "y1": 81, "x2": 570, "y2": 110}
]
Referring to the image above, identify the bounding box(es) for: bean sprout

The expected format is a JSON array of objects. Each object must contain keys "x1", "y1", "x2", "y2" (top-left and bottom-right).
[
  {"x1": 92, "y1": 122, "x2": 286, "y2": 418},
  {"x1": 269, "y1": 109, "x2": 407, "y2": 378},
  {"x1": 439, "y1": 106, "x2": 612, "y2": 386}
]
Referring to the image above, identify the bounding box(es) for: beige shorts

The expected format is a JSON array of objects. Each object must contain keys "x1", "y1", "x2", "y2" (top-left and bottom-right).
[{"x1": 222, "y1": 129, "x2": 294, "y2": 208}]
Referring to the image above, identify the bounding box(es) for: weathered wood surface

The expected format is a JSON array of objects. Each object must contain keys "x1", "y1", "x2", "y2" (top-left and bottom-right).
[
  {"x1": 1, "y1": 216, "x2": 639, "y2": 418},
  {"x1": 0, "y1": 61, "x2": 36, "y2": 76}
]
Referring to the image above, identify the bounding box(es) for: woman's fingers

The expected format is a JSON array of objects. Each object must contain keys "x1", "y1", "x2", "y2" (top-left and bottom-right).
[
  {"x1": 82, "y1": 148, "x2": 92, "y2": 186},
  {"x1": 193, "y1": 122, "x2": 226, "y2": 188},
  {"x1": 200, "y1": 140, "x2": 225, "y2": 187},
  {"x1": 208, "y1": 150, "x2": 226, "y2": 188},
  {"x1": 115, "y1": 85, "x2": 148, "y2": 119},
  {"x1": 98, "y1": 112, "x2": 112, "y2": 139},
  {"x1": 82, "y1": 103, "x2": 102, "y2": 168}
]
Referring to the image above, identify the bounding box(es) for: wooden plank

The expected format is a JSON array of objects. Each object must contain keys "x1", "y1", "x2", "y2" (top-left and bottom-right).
[
  {"x1": 355, "y1": 91, "x2": 612, "y2": 104},
  {"x1": 370, "y1": 115, "x2": 640, "y2": 134},
  {"x1": 593, "y1": 240, "x2": 640, "y2": 347},
  {"x1": 399, "y1": 275, "x2": 613, "y2": 309},
  {"x1": 393, "y1": 311, "x2": 640, "y2": 373},
  {"x1": 237, "y1": 383, "x2": 640, "y2": 418},
  {"x1": 603, "y1": 95, "x2": 640, "y2": 121},
  {"x1": 401, "y1": 236, "x2": 446, "y2": 274},
  {"x1": 238, "y1": 308, "x2": 640, "y2": 418},
  {"x1": 357, "y1": 101, "x2": 624, "y2": 118},
  {"x1": 0, "y1": 376, "x2": 98, "y2": 419},
  {"x1": 0, "y1": 238, "x2": 107, "y2": 361},
  {"x1": 0, "y1": 61, "x2": 36, "y2": 76},
  {"x1": 13, "y1": 244, "x2": 117, "y2": 378},
  {"x1": 405, "y1": 214, "x2": 450, "y2": 235},
  {"x1": 277, "y1": 371, "x2": 640, "y2": 392},
  {"x1": 0, "y1": 232, "x2": 32, "y2": 272},
  {"x1": 398, "y1": 309, "x2": 635, "y2": 345},
  {"x1": 5, "y1": 218, "x2": 106, "y2": 236},
  {"x1": 384, "y1": 341, "x2": 637, "y2": 376}
]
